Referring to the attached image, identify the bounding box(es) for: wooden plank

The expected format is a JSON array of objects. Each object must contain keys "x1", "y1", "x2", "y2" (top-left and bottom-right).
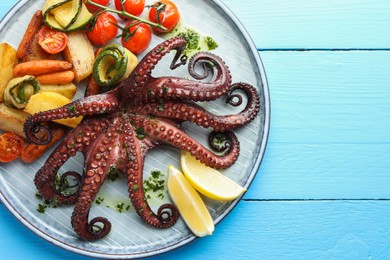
[
  {"x1": 2, "y1": 1, "x2": 390, "y2": 49},
  {"x1": 222, "y1": 0, "x2": 390, "y2": 49},
  {"x1": 260, "y1": 51, "x2": 390, "y2": 144},
  {"x1": 243, "y1": 50, "x2": 390, "y2": 200},
  {"x1": 2, "y1": 200, "x2": 390, "y2": 259},
  {"x1": 246, "y1": 142, "x2": 390, "y2": 200}
]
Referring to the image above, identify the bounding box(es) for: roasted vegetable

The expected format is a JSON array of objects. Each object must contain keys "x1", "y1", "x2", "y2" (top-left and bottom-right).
[
  {"x1": 0, "y1": 132, "x2": 24, "y2": 163},
  {"x1": 3, "y1": 76, "x2": 40, "y2": 109},
  {"x1": 63, "y1": 31, "x2": 94, "y2": 83},
  {"x1": 0, "y1": 43, "x2": 18, "y2": 102},
  {"x1": 16, "y1": 10, "x2": 44, "y2": 59},
  {"x1": 21, "y1": 126, "x2": 66, "y2": 163},
  {"x1": 93, "y1": 44, "x2": 128, "y2": 89},
  {"x1": 93, "y1": 44, "x2": 137, "y2": 90},
  {"x1": 42, "y1": 0, "x2": 92, "y2": 32},
  {"x1": 39, "y1": 83, "x2": 77, "y2": 99},
  {"x1": 36, "y1": 70, "x2": 75, "y2": 85},
  {"x1": 23, "y1": 30, "x2": 55, "y2": 61},
  {"x1": 13, "y1": 60, "x2": 73, "y2": 77},
  {"x1": 85, "y1": 48, "x2": 102, "y2": 96},
  {"x1": 0, "y1": 103, "x2": 30, "y2": 138},
  {"x1": 24, "y1": 91, "x2": 82, "y2": 128},
  {"x1": 37, "y1": 25, "x2": 68, "y2": 55}
]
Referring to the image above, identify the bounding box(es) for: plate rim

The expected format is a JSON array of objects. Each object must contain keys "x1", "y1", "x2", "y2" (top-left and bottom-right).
[{"x1": 0, "y1": 0, "x2": 271, "y2": 258}]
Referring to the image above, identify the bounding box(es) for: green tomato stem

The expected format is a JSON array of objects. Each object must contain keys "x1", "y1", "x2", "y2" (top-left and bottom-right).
[{"x1": 85, "y1": 0, "x2": 167, "y2": 31}]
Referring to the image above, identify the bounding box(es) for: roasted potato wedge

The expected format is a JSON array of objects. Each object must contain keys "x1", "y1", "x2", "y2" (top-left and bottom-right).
[
  {"x1": 24, "y1": 92, "x2": 82, "y2": 128},
  {"x1": 39, "y1": 83, "x2": 77, "y2": 99},
  {"x1": 63, "y1": 31, "x2": 94, "y2": 83},
  {"x1": 0, "y1": 43, "x2": 18, "y2": 102},
  {"x1": 0, "y1": 103, "x2": 30, "y2": 138}
]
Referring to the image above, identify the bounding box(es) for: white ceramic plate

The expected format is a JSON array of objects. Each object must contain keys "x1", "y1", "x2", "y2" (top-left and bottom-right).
[{"x1": 0, "y1": 0, "x2": 270, "y2": 258}]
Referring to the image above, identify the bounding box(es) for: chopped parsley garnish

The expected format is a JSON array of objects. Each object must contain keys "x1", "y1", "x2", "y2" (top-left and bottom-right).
[
  {"x1": 95, "y1": 197, "x2": 104, "y2": 205},
  {"x1": 37, "y1": 203, "x2": 47, "y2": 213},
  {"x1": 67, "y1": 105, "x2": 77, "y2": 114},
  {"x1": 176, "y1": 28, "x2": 219, "y2": 55},
  {"x1": 136, "y1": 127, "x2": 146, "y2": 139},
  {"x1": 178, "y1": 28, "x2": 200, "y2": 52},
  {"x1": 107, "y1": 166, "x2": 120, "y2": 181},
  {"x1": 143, "y1": 170, "x2": 166, "y2": 200},
  {"x1": 204, "y1": 36, "x2": 219, "y2": 50}
]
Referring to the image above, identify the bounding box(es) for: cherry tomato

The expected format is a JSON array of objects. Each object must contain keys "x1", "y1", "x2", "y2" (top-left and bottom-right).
[
  {"x1": 115, "y1": 0, "x2": 145, "y2": 20},
  {"x1": 121, "y1": 22, "x2": 152, "y2": 55},
  {"x1": 38, "y1": 26, "x2": 68, "y2": 54},
  {"x1": 86, "y1": 13, "x2": 118, "y2": 46},
  {"x1": 0, "y1": 132, "x2": 24, "y2": 163},
  {"x1": 148, "y1": 0, "x2": 180, "y2": 33},
  {"x1": 83, "y1": 0, "x2": 110, "y2": 13}
]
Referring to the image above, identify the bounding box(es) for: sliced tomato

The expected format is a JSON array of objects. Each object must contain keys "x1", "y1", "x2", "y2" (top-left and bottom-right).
[
  {"x1": 148, "y1": 0, "x2": 180, "y2": 33},
  {"x1": 38, "y1": 26, "x2": 68, "y2": 54},
  {"x1": 121, "y1": 22, "x2": 152, "y2": 55},
  {"x1": 115, "y1": 0, "x2": 145, "y2": 20},
  {"x1": 83, "y1": 0, "x2": 110, "y2": 13},
  {"x1": 86, "y1": 12, "x2": 119, "y2": 46},
  {"x1": 0, "y1": 132, "x2": 24, "y2": 163}
]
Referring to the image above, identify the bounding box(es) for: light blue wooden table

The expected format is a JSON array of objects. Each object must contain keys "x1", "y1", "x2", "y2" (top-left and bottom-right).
[{"x1": 1, "y1": 0, "x2": 390, "y2": 259}]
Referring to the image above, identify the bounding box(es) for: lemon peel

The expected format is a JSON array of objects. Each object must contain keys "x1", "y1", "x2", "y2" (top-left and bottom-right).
[
  {"x1": 167, "y1": 165, "x2": 214, "y2": 237},
  {"x1": 180, "y1": 151, "x2": 246, "y2": 201}
]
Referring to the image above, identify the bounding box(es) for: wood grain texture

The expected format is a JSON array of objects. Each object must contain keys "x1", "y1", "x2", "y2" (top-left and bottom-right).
[
  {"x1": 2, "y1": 200, "x2": 390, "y2": 259},
  {"x1": 222, "y1": 0, "x2": 390, "y2": 49},
  {"x1": 1, "y1": 0, "x2": 390, "y2": 260},
  {"x1": 244, "y1": 51, "x2": 390, "y2": 200}
]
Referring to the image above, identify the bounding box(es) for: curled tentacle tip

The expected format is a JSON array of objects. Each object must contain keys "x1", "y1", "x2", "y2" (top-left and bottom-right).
[
  {"x1": 170, "y1": 54, "x2": 188, "y2": 70},
  {"x1": 158, "y1": 204, "x2": 179, "y2": 226},
  {"x1": 87, "y1": 217, "x2": 112, "y2": 240},
  {"x1": 226, "y1": 93, "x2": 243, "y2": 107},
  {"x1": 209, "y1": 131, "x2": 233, "y2": 153},
  {"x1": 24, "y1": 121, "x2": 53, "y2": 145},
  {"x1": 56, "y1": 171, "x2": 82, "y2": 197},
  {"x1": 188, "y1": 52, "x2": 228, "y2": 81}
]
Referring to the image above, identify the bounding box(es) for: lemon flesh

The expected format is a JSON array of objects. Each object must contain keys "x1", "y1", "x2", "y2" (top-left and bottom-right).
[
  {"x1": 180, "y1": 151, "x2": 247, "y2": 201},
  {"x1": 167, "y1": 165, "x2": 214, "y2": 237}
]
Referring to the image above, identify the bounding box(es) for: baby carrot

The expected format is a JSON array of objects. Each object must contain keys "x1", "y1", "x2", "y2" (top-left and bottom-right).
[
  {"x1": 36, "y1": 70, "x2": 75, "y2": 85},
  {"x1": 85, "y1": 48, "x2": 102, "y2": 97},
  {"x1": 20, "y1": 126, "x2": 66, "y2": 163},
  {"x1": 13, "y1": 60, "x2": 73, "y2": 77},
  {"x1": 16, "y1": 10, "x2": 43, "y2": 59}
]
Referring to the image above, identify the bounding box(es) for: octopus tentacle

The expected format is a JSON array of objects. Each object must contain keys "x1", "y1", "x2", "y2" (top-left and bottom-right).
[
  {"x1": 209, "y1": 131, "x2": 233, "y2": 152},
  {"x1": 134, "y1": 115, "x2": 240, "y2": 169},
  {"x1": 27, "y1": 36, "x2": 261, "y2": 240},
  {"x1": 71, "y1": 116, "x2": 126, "y2": 240},
  {"x1": 119, "y1": 36, "x2": 187, "y2": 100},
  {"x1": 130, "y1": 83, "x2": 260, "y2": 131},
  {"x1": 134, "y1": 52, "x2": 232, "y2": 103},
  {"x1": 123, "y1": 118, "x2": 179, "y2": 228},
  {"x1": 71, "y1": 164, "x2": 111, "y2": 240},
  {"x1": 225, "y1": 82, "x2": 260, "y2": 124},
  {"x1": 34, "y1": 117, "x2": 110, "y2": 205},
  {"x1": 24, "y1": 92, "x2": 119, "y2": 144}
]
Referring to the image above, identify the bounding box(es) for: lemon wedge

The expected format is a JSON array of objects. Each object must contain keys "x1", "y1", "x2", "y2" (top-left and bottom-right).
[
  {"x1": 180, "y1": 151, "x2": 247, "y2": 201},
  {"x1": 167, "y1": 165, "x2": 214, "y2": 237}
]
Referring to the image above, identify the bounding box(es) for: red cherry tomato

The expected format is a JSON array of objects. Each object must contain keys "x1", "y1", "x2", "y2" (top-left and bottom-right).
[
  {"x1": 37, "y1": 26, "x2": 68, "y2": 54},
  {"x1": 148, "y1": 0, "x2": 180, "y2": 33},
  {"x1": 83, "y1": 0, "x2": 110, "y2": 13},
  {"x1": 86, "y1": 13, "x2": 118, "y2": 46},
  {"x1": 115, "y1": 0, "x2": 145, "y2": 20},
  {"x1": 121, "y1": 22, "x2": 152, "y2": 55},
  {"x1": 0, "y1": 132, "x2": 24, "y2": 163}
]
